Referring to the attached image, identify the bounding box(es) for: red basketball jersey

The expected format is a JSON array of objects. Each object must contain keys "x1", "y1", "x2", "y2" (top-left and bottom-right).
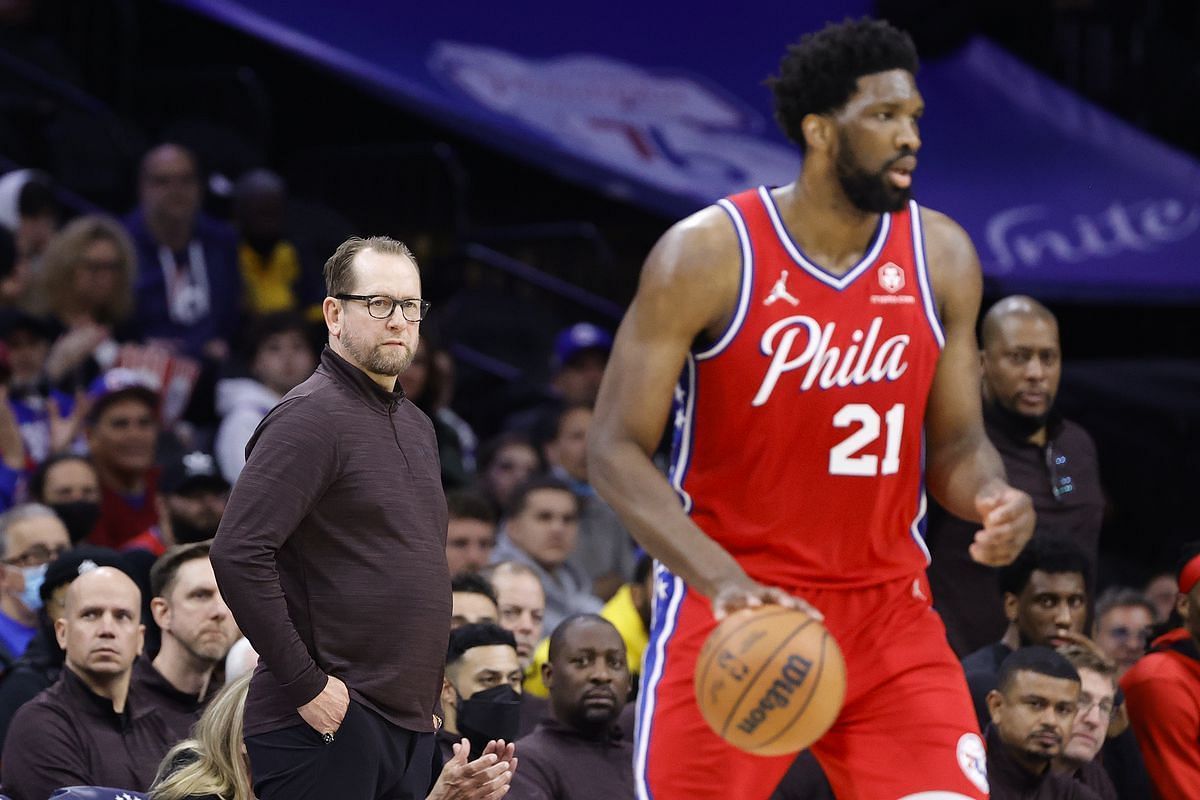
[{"x1": 669, "y1": 187, "x2": 945, "y2": 589}]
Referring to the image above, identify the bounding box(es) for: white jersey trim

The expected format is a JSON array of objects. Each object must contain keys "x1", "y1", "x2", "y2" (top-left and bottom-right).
[
  {"x1": 910, "y1": 200, "x2": 947, "y2": 349},
  {"x1": 635, "y1": 565, "x2": 686, "y2": 800},
  {"x1": 668, "y1": 356, "x2": 698, "y2": 514},
  {"x1": 759, "y1": 185, "x2": 891, "y2": 291},
  {"x1": 696, "y1": 199, "x2": 753, "y2": 360}
]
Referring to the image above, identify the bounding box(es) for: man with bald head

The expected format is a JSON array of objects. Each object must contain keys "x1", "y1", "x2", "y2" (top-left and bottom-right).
[
  {"x1": 927, "y1": 295, "x2": 1105, "y2": 657},
  {"x1": 1, "y1": 566, "x2": 173, "y2": 799},
  {"x1": 123, "y1": 142, "x2": 240, "y2": 359}
]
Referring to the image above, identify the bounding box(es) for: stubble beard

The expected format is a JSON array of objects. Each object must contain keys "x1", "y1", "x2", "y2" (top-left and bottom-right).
[{"x1": 342, "y1": 326, "x2": 414, "y2": 378}]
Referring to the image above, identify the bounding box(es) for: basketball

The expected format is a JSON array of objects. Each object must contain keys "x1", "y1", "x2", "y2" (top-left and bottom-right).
[{"x1": 694, "y1": 606, "x2": 846, "y2": 756}]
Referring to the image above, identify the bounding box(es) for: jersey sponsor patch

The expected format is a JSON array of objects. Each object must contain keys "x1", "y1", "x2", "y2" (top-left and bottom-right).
[
  {"x1": 878, "y1": 262, "x2": 905, "y2": 293},
  {"x1": 956, "y1": 732, "x2": 989, "y2": 795}
]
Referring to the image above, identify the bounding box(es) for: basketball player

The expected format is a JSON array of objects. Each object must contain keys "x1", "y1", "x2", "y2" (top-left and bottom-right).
[{"x1": 589, "y1": 18, "x2": 1035, "y2": 800}]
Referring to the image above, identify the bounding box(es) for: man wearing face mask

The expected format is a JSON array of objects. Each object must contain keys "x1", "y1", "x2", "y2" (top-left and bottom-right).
[
  {"x1": 0, "y1": 504, "x2": 70, "y2": 668},
  {"x1": 926, "y1": 296, "x2": 1105, "y2": 657},
  {"x1": 438, "y1": 622, "x2": 524, "y2": 764},
  {"x1": 29, "y1": 455, "x2": 103, "y2": 545},
  {"x1": 0, "y1": 545, "x2": 129, "y2": 748}
]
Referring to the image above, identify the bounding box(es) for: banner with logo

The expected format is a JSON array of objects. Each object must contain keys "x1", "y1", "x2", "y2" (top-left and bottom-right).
[{"x1": 171, "y1": 0, "x2": 1200, "y2": 302}]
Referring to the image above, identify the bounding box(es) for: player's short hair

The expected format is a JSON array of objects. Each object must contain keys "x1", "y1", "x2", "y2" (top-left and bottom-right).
[
  {"x1": 547, "y1": 613, "x2": 619, "y2": 663},
  {"x1": 446, "y1": 622, "x2": 516, "y2": 666},
  {"x1": 996, "y1": 646, "x2": 1080, "y2": 694},
  {"x1": 446, "y1": 489, "x2": 497, "y2": 525},
  {"x1": 1093, "y1": 587, "x2": 1156, "y2": 625},
  {"x1": 997, "y1": 536, "x2": 1092, "y2": 597},
  {"x1": 506, "y1": 475, "x2": 579, "y2": 520},
  {"x1": 323, "y1": 235, "x2": 417, "y2": 298},
  {"x1": 150, "y1": 540, "x2": 212, "y2": 599},
  {"x1": 451, "y1": 572, "x2": 497, "y2": 606},
  {"x1": 1056, "y1": 644, "x2": 1116, "y2": 680},
  {"x1": 769, "y1": 17, "x2": 919, "y2": 152}
]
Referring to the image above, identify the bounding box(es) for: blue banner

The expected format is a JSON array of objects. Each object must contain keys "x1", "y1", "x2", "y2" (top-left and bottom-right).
[{"x1": 172, "y1": 0, "x2": 1200, "y2": 302}]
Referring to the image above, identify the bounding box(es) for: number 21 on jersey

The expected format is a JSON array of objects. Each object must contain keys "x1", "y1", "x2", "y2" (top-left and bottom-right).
[{"x1": 829, "y1": 403, "x2": 905, "y2": 476}]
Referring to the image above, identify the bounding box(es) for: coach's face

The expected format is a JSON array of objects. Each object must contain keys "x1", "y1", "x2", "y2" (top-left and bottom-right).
[{"x1": 328, "y1": 249, "x2": 421, "y2": 381}]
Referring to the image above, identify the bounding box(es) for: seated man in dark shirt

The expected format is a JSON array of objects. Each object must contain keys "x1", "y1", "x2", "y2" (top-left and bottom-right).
[
  {"x1": 985, "y1": 647, "x2": 1101, "y2": 800},
  {"x1": 136, "y1": 541, "x2": 241, "y2": 743},
  {"x1": 438, "y1": 623, "x2": 524, "y2": 763},
  {"x1": 962, "y1": 536, "x2": 1091, "y2": 727},
  {"x1": 510, "y1": 614, "x2": 634, "y2": 800},
  {"x1": 1052, "y1": 646, "x2": 1120, "y2": 800},
  {"x1": 1, "y1": 566, "x2": 173, "y2": 800}
]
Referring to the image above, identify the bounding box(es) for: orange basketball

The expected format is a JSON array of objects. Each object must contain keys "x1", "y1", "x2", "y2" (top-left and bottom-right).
[{"x1": 694, "y1": 606, "x2": 846, "y2": 756}]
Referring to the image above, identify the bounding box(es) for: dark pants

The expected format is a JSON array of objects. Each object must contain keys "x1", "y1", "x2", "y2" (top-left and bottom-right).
[{"x1": 246, "y1": 701, "x2": 434, "y2": 800}]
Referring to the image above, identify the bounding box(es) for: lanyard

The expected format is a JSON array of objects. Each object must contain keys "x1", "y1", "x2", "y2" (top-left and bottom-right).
[{"x1": 157, "y1": 241, "x2": 210, "y2": 326}]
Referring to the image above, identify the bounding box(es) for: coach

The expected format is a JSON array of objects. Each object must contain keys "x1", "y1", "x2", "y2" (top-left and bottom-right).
[{"x1": 211, "y1": 236, "x2": 450, "y2": 799}]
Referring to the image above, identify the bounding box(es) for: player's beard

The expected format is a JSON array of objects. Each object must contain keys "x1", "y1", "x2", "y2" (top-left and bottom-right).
[
  {"x1": 341, "y1": 324, "x2": 414, "y2": 378},
  {"x1": 836, "y1": 133, "x2": 912, "y2": 213}
]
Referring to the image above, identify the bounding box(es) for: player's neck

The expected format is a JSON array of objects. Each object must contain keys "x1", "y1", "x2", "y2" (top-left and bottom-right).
[{"x1": 774, "y1": 176, "x2": 882, "y2": 274}]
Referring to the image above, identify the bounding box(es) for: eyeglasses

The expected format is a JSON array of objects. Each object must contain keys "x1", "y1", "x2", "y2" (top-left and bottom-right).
[
  {"x1": 336, "y1": 294, "x2": 430, "y2": 322},
  {"x1": 4, "y1": 543, "x2": 69, "y2": 568},
  {"x1": 1076, "y1": 694, "x2": 1115, "y2": 719},
  {"x1": 1104, "y1": 625, "x2": 1154, "y2": 644}
]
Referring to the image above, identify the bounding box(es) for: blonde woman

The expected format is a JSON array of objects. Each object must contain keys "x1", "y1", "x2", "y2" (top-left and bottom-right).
[
  {"x1": 151, "y1": 669, "x2": 516, "y2": 800},
  {"x1": 32, "y1": 214, "x2": 137, "y2": 388}
]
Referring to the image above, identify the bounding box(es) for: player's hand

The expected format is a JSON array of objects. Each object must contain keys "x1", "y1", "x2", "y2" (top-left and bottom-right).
[
  {"x1": 969, "y1": 484, "x2": 1035, "y2": 566},
  {"x1": 712, "y1": 578, "x2": 822, "y2": 622},
  {"x1": 426, "y1": 738, "x2": 516, "y2": 800},
  {"x1": 297, "y1": 675, "x2": 350, "y2": 738}
]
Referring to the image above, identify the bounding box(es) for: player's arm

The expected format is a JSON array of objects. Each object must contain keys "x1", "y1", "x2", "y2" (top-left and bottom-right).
[
  {"x1": 922, "y1": 208, "x2": 1034, "y2": 566},
  {"x1": 588, "y1": 209, "x2": 818, "y2": 619}
]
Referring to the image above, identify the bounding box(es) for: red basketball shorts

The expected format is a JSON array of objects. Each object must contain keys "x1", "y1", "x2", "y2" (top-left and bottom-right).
[{"x1": 634, "y1": 566, "x2": 990, "y2": 800}]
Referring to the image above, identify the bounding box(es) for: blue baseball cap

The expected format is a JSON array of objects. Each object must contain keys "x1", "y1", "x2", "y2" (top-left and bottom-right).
[
  {"x1": 86, "y1": 368, "x2": 160, "y2": 422},
  {"x1": 553, "y1": 323, "x2": 613, "y2": 369}
]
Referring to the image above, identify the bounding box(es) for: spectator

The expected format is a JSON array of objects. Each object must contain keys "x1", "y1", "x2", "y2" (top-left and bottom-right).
[
  {"x1": 0, "y1": 566, "x2": 173, "y2": 799},
  {"x1": 527, "y1": 554, "x2": 654, "y2": 699},
  {"x1": 491, "y1": 477, "x2": 602, "y2": 636},
  {"x1": 484, "y1": 561, "x2": 550, "y2": 735},
  {"x1": 0, "y1": 545, "x2": 128, "y2": 749},
  {"x1": 150, "y1": 672, "x2": 254, "y2": 800},
  {"x1": 1121, "y1": 541, "x2": 1200, "y2": 800},
  {"x1": 1054, "y1": 646, "x2": 1120, "y2": 799},
  {"x1": 452, "y1": 573, "x2": 499, "y2": 629},
  {"x1": 155, "y1": 451, "x2": 230, "y2": 549},
  {"x1": 232, "y1": 169, "x2": 321, "y2": 319},
  {"x1": 439, "y1": 623, "x2": 523, "y2": 762},
  {"x1": 961, "y1": 537, "x2": 1091, "y2": 728},
  {"x1": 0, "y1": 310, "x2": 81, "y2": 463},
  {"x1": 541, "y1": 403, "x2": 635, "y2": 601},
  {"x1": 214, "y1": 311, "x2": 316, "y2": 482},
  {"x1": 31, "y1": 215, "x2": 137, "y2": 391},
  {"x1": 431, "y1": 344, "x2": 477, "y2": 474},
  {"x1": 446, "y1": 489, "x2": 497, "y2": 577},
  {"x1": 504, "y1": 323, "x2": 612, "y2": 437},
  {"x1": 123, "y1": 143, "x2": 240, "y2": 361},
  {"x1": 29, "y1": 454, "x2": 102, "y2": 544},
  {"x1": 399, "y1": 337, "x2": 468, "y2": 488},
  {"x1": 510, "y1": 614, "x2": 634, "y2": 800},
  {"x1": 1142, "y1": 571, "x2": 1177, "y2": 625},
  {"x1": 0, "y1": 503, "x2": 70, "y2": 668},
  {"x1": 984, "y1": 646, "x2": 1097, "y2": 799},
  {"x1": 0, "y1": 169, "x2": 59, "y2": 270},
  {"x1": 136, "y1": 542, "x2": 240, "y2": 743},
  {"x1": 84, "y1": 369, "x2": 162, "y2": 549},
  {"x1": 1091, "y1": 588, "x2": 1156, "y2": 679},
  {"x1": 476, "y1": 432, "x2": 540, "y2": 516},
  {"x1": 927, "y1": 296, "x2": 1104, "y2": 657}
]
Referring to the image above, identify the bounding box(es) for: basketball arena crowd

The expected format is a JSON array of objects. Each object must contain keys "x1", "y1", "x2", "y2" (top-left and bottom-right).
[{"x1": 0, "y1": 11, "x2": 1194, "y2": 800}]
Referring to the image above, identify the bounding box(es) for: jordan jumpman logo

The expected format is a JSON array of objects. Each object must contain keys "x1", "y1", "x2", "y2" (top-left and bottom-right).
[{"x1": 764, "y1": 270, "x2": 799, "y2": 306}]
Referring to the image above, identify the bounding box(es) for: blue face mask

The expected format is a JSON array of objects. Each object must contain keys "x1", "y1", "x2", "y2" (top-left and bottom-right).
[{"x1": 18, "y1": 564, "x2": 46, "y2": 612}]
